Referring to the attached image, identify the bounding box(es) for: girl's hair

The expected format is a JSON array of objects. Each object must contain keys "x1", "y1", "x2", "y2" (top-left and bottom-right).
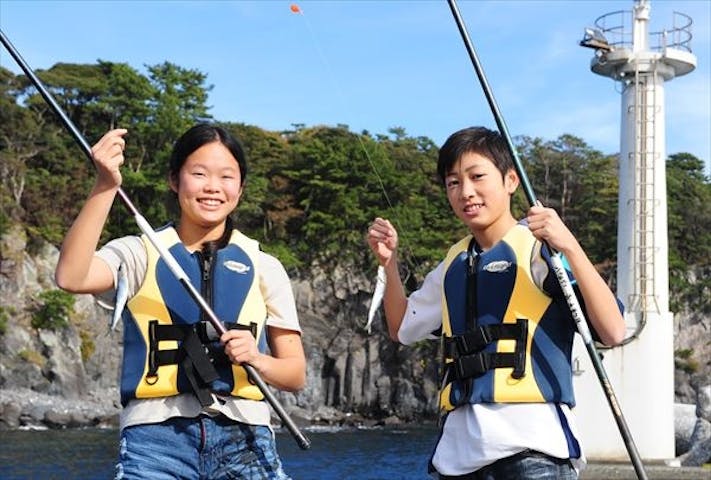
[
  {"x1": 169, "y1": 123, "x2": 248, "y2": 183},
  {"x1": 436, "y1": 127, "x2": 514, "y2": 184}
]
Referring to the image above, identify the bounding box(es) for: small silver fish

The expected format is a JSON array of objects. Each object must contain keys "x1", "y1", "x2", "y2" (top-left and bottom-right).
[
  {"x1": 109, "y1": 262, "x2": 129, "y2": 333},
  {"x1": 365, "y1": 265, "x2": 386, "y2": 334}
]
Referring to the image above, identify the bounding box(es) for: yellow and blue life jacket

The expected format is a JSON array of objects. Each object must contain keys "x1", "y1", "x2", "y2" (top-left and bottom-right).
[
  {"x1": 119, "y1": 225, "x2": 267, "y2": 406},
  {"x1": 439, "y1": 223, "x2": 578, "y2": 412}
]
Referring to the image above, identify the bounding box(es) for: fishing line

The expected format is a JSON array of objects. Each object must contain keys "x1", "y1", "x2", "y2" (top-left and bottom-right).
[
  {"x1": 290, "y1": 3, "x2": 421, "y2": 278},
  {"x1": 290, "y1": 3, "x2": 427, "y2": 333}
]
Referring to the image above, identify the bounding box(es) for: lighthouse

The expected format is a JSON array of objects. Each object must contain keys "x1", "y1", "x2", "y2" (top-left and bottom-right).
[{"x1": 575, "y1": 0, "x2": 696, "y2": 461}]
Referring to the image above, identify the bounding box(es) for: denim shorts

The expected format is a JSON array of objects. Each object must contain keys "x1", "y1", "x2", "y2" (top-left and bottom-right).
[
  {"x1": 438, "y1": 450, "x2": 577, "y2": 480},
  {"x1": 115, "y1": 415, "x2": 291, "y2": 479}
]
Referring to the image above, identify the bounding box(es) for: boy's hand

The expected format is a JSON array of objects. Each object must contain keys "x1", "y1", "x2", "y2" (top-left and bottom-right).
[
  {"x1": 526, "y1": 205, "x2": 578, "y2": 254},
  {"x1": 91, "y1": 128, "x2": 128, "y2": 188},
  {"x1": 367, "y1": 217, "x2": 398, "y2": 266}
]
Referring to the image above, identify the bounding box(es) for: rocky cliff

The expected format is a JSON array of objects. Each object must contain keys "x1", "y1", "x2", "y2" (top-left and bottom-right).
[
  {"x1": 0, "y1": 224, "x2": 439, "y2": 430},
  {"x1": 0, "y1": 224, "x2": 708, "y2": 464}
]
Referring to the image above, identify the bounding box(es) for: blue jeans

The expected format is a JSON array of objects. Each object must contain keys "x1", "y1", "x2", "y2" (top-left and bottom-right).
[
  {"x1": 115, "y1": 415, "x2": 291, "y2": 479},
  {"x1": 439, "y1": 450, "x2": 577, "y2": 480}
]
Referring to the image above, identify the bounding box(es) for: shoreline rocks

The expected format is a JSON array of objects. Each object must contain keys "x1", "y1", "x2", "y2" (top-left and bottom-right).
[{"x1": 0, "y1": 387, "x2": 120, "y2": 430}]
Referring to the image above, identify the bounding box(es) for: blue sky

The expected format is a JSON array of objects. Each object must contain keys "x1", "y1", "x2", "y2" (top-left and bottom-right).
[{"x1": 1, "y1": 0, "x2": 709, "y2": 173}]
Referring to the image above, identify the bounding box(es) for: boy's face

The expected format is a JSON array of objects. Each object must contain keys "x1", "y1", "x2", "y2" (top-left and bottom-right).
[{"x1": 444, "y1": 151, "x2": 518, "y2": 234}]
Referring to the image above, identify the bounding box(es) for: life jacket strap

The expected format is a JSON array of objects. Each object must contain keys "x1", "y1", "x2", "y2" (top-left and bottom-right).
[
  {"x1": 146, "y1": 320, "x2": 258, "y2": 406},
  {"x1": 444, "y1": 319, "x2": 528, "y2": 380},
  {"x1": 450, "y1": 351, "x2": 521, "y2": 379},
  {"x1": 150, "y1": 320, "x2": 257, "y2": 344},
  {"x1": 181, "y1": 328, "x2": 220, "y2": 406}
]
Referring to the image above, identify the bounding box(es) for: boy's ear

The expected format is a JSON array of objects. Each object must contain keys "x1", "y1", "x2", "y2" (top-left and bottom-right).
[{"x1": 505, "y1": 168, "x2": 519, "y2": 194}]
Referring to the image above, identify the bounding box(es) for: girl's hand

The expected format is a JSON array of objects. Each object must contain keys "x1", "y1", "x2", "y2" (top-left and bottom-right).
[
  {"x1": 367, "y1": 217, "x2": 399, "y2": 266},
  {"x1": 91, "y1": 128, "x2": 127, "y2": 188},
  {"x1": 221, "y1": 329, "x2": 260, "y2": 366}
]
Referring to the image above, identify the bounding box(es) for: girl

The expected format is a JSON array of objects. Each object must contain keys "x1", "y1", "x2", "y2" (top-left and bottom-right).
[{"x1": 55, "y1": 124, "x2": 305, "y2": 479}]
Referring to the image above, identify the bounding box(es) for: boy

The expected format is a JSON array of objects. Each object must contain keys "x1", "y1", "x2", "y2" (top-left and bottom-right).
[{"x1": 367, "y1": 126, "x2": 625, "y2": 479}]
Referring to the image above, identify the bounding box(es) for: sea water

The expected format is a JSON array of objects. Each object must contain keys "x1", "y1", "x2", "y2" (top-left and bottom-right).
[{"x1": 0, "y1": 425, "x2": 438, "y2": 480}]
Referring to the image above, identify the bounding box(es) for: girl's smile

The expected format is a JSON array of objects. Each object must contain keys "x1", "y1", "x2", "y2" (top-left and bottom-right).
[{"x1": 171, "y1": 141, "x2": 243, "y2": 240}]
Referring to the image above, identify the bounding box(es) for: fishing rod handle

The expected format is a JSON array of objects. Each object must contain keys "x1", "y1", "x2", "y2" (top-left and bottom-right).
[{"x1": 550, "y1": 255, "x2": 594, "y2": 344}]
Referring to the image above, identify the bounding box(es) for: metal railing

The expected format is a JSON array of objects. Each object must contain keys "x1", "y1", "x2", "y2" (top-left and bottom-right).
[{"x1": 593, "y1": 9, "x2": 693, "y2": 52}]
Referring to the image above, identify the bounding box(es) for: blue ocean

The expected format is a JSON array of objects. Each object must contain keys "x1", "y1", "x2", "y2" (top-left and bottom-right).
[{"x1": 0, "y1": 425, "x2": 438, "y2": 479}]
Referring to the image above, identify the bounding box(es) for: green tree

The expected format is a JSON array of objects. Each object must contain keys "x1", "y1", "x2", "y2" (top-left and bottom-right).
[
  {"x1": 4, "y1": 58, "x2": 708, "y2": 324},
  {"x1": 517, "y1": 134, "x2": 618, "y2": 264},
  {"x1": 142, "y1": 62, "x2": 213, "y2": 161},
  {"x1": 0, "y1": 66, "x2": 44, "y2": 231},
  {"x1": 283, "y1": 126, "x2": 376, "y2": 257},
  {"x1": 666, "y1": 153, "x2": 711, "y2": 312},
  {"x1": 226, "y1": 122, "x2": 293, "y2": 244},
  {"x1": 11, "y1": 61, "x2": 215, "y2": 245}
]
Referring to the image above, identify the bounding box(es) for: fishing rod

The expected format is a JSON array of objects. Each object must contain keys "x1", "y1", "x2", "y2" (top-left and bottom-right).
[
  {"x1": 445, "y1": 1, "x2": 648, "y2": 479},
  {"x1": 0, "y1": 29, "x2": 310, "y2": 451}
]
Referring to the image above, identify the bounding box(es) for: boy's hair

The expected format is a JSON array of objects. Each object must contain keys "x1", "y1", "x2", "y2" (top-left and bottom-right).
[
  {"x1": 437, "y1": 127, "x2": 514, "y2": 184},
  {"x1": 169, "y1": 123, "x2": 248, "y2": 183}
]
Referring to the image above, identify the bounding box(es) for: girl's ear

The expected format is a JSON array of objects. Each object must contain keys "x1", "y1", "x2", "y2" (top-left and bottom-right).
[{"x1": 168, "y1": 173, "x2": 179, "y2": 193}]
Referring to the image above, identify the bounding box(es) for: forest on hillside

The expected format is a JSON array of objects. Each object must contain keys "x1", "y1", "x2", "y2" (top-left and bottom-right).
[{"x1": 0, "y1": 60, "x2": 709, "y2": 315}]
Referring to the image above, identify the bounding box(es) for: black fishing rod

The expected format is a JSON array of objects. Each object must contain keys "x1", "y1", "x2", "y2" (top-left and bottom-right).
[
  {"x1": 445, "y1": 1, "x2": 648, "y2": 479},
  {"x1": 0, "y1": 29, "x2": 310, "y2": 451}
]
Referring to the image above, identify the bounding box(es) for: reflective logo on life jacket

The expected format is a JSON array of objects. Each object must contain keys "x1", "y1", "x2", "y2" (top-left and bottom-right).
[
  {"x1": 224, "y1": 260, "x2": 250, "y2": 274},
  {"x1": 483, "y1": 260, "x2": 512, "y2": 273}
]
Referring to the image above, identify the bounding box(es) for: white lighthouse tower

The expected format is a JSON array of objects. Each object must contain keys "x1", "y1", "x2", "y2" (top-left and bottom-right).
[{"x1": 575, "y1": 0, "x2": 696, "y2": 461}]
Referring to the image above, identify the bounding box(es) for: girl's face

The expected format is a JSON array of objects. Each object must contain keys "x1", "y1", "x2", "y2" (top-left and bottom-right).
[
  {"x1": 170, "y1": 141, "x2": 243, "y2": 231},
  {"x1": 444, "y1": 151, "x2": 518, "y2": 236}
]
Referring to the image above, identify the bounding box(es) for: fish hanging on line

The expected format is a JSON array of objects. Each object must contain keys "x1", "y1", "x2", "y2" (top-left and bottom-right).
[
  {"x1": 109, "y1": 262, "x2": 128, "y2": 333},
  {"x1": 365, "y1": 265, "x2": 386, "y2": 334}
]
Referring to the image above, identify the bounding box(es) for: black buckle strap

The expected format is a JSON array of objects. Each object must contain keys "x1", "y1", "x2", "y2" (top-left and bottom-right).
[
  {"x1": 444, "y1": 321, "x2": 527, "y2": 358},
  {"x1": 151, "y1": 321, "x2": 256, "y2": 344},
  {"x1": 145, "y1": 320, "x2": 258, "y2": 405},
  {"x1": 180, "y1": 330, "x2": 219, "y2": 406},
  {"x1": 443, "y1": 325, "x2": 492, "y2": 358},
  {"x1": 454, "y1": 351, "x2": 520, "y2": 379},
  {"x1": 446, "y1": 319, "x2": 528, "y2": 380},
  {"x1": 181, "y1": 327, "x2": 220, "y2": 384}
]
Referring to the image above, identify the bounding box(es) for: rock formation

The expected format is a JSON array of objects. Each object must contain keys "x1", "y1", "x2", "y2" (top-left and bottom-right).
[{"x1": 0, "y1": 224, "x2": 708, "y2": 465}]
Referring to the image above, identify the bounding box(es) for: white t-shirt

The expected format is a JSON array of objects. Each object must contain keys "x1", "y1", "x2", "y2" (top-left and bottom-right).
[
  {"x1": 398, "y1": 262, "x2": 586, "y2": 476},
  {"x1": 95, "y1": 234, "x2": 301, "y2": 431}
]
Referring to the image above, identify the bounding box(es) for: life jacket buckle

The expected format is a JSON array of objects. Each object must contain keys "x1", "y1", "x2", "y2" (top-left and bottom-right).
[
  {"x1": 453, "y1": 325, "x2": 491, "y2": 356},
  {"x1": 454, "y1": 351, "x2": 490, "y2": 379}
]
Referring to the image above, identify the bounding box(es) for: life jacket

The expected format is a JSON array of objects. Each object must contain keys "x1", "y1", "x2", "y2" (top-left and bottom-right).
[
  {"x1": 119, "y1": 225, "x2": 267, "y2": 407},
  {"x1": 439, "y1": 223, "x2": 576, "y2": 412}
]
